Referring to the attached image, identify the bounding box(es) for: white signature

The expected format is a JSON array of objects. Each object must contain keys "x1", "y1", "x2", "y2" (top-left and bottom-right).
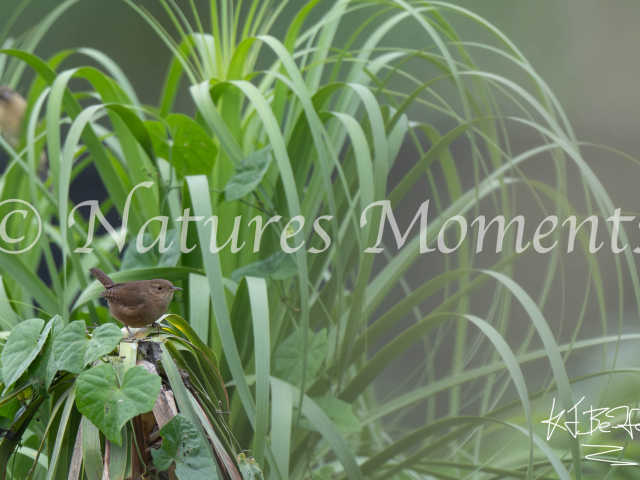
[{"x1": 543, "y1": 397, "x2": 640, "y2": 466}]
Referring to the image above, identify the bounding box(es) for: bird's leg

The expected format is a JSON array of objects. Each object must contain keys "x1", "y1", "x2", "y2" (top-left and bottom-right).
[
  {"x1": 151, "y1": 322, "x2": 162, "y2": 336},
  {"x1": 125, "y1": 326, "x2": 134, "y2": 339}
]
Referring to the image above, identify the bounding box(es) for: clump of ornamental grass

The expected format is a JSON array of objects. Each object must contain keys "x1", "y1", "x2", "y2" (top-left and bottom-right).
[{"x1": 0, "y1": 0, "x2": 633, "y2": 479}]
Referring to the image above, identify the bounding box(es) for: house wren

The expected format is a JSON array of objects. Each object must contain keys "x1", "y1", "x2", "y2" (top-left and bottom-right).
[{"x1": 89, "y1": 267, "x2": 182, "y2": 336}]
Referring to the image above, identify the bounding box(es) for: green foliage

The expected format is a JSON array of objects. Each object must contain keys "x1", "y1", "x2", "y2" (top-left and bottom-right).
[
  {"x1": 0, "y1": 399, "x2": 19, "y2": 429},
  {"x1": 27, "y1": 315, "x2": 63, "y2": 397},
  {"x1": 0, "y1": 315, "x2": 242, "y2": 479},
  {"x1": 0, "y1": 318, "x2": 46, "y2": 391},
  {"x1": 231, "y1": 251, "x2": 298, "y2": 283},
  {"x1": 224, "y1": 147, "x2": 273, "y2": 202},
  {"x1": 147, "y1": 114, "x2": 218, "y2": 176},
  {"x1": 151, "y1": 414, "x2": 218, "y2": 479},
  {"x1": 52, "y1": 321, "x2": 122, "y2": 374},
  {"x1": 0, "y1": 0, "x2": 626, "y2": 479},
  {"x1": 76, "y1": 364, "x2": 160, "y2": 446},
  {"x1": 238, "y1": 453, "x2": 264, "y2": 480},
  {"x1": 273, "y1": 328, "x2": 327, "y2": 386},
  {"x1": 301, "y1": 395, "x2": 361, "y2": 434}
]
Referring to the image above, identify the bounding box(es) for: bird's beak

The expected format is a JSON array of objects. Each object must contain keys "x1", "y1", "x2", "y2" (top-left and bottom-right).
[{"x1": 171, "y1": 286, "x2": 183, "y2": 291}]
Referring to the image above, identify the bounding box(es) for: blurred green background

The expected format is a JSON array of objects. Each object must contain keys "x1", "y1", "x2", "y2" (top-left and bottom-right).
[
  {"x1": 3, "y1": 0, "x2": 639, "y2": 153},
  {"x1": 4, "y1": 0, "x2": 639, "y2": 215}
]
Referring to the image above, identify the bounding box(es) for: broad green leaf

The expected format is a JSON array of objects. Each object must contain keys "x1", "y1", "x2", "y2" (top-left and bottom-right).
[
  {"x1": 84, "y1": 324, "x2": 124, "y2": 365},
  {"x1": 122, "y1": 230, "x2": 181, "y2": 270},
  {"x1": 1, "y1": 318, "x2": 45, "y2": 392},
  {"x1": 238, "y1": 453, "x2": 256, "y2": 480},
  {"x1": 28, "y1": 315, "x2": 64, "y2": 397},
  {"x1": 52, "y1": 321, "x2": 87, "y2": 374},
  {"x1": 76, "y1": 364, "x2": 161, "y2": 446},
  {"x1": 147, "y1": 115, "x2": 217, "y2": 176},
  {"x1": 273, "y1": 329, "x2": 327, "y2": 386},
  {"x1": 231, "y1": 251, "x2": 298, "y2": 283},
  {"x1": 0, "y1": 397, "x2": 19, "y2": 428},
  {"x1": 245, "y1": 454, "x2": 264, "y2": 480},
  {"x1": 151, "y1": 413, "x2": 218, "y2": 480},
  {"x1": 300, "y1": 396, "x2": 361, "y2": 434},
  {"x1": 224, "y1": 146, "x2": 273, "y2": 202},
  {"x1": 53, "y1": 321, "x2": 123, "y2": 373},
  {"x1": 145, "y1": 120, "x2": 170, "y2": 160},
  {"x1": 168, "y1": 114, "x2": 217, "y2": 175}
]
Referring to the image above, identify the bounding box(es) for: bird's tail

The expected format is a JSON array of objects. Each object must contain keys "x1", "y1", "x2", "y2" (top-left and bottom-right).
[{"x1": 89, "y1": 267, "x2": 115, "y2": 288}]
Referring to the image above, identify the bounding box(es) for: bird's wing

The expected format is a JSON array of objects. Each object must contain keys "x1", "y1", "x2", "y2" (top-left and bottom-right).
[{"x1": 101, "y1": 286, "x2": 143, "y2": 308}]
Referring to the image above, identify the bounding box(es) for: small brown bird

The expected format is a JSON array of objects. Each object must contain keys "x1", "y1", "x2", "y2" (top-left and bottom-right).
[
  {"x1": 90, "y1": 267, "x2": 182, "y2": 337},
  {"x1": 0, "y1": 87, "x2": 27, "y2": 149}
]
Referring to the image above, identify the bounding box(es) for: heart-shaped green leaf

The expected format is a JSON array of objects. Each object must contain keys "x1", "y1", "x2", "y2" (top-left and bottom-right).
[
  {"x1": 84, "y1": 324, "x2": 124, "y2": 365},
  {"x1": 28, "y1": 315, "x2": 64, "y2": 397},
  {"x1": 52, "y1": 321, "x2": 87, "y2": 373},
  {"x1": 76, "y1": 364, "x2": 161, "y2": 446},
  {"x1": 145, "y1": 120, "x2": 170, "y2": 160},
  {"x1": 1, "y1": 318, "x2": 46, "y2": 392},
  {"x1": 224, "y1": 146, "x2": 273, "y2": 202},
  {"x1": 146, "y1": 115, "x2": 217, "y2": 177},
  {"x1": 53, "y1": 321, "x2": 123, "y2": 374},
  {"x1": 273, "y1": 328, "x2": 327, "y2": 386},
  {"x1": 168, "y1": 114, "x2": 217, "y2": 176},
  {"x1": 151, "y1": 414, "x2": 218, "y2": 480}
]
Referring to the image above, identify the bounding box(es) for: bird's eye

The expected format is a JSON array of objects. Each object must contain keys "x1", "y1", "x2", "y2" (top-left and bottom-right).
[{"x1": 157, "y1": 286, "x2": 163, "y2": 291}]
